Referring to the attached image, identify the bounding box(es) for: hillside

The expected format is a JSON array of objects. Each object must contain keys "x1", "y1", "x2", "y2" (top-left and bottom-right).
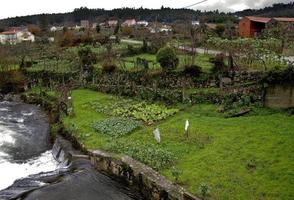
[
  {"x1": 0, "y1": 2, "x2": 293, "y2": 28},
  {"x1": 235, "y1": 2, "x2": 294, "y2": 17}
]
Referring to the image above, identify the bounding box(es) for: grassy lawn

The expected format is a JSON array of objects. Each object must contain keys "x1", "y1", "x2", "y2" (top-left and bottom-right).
[{"x1": 63, "y1": 89, "x2": 294, "y2": 200}]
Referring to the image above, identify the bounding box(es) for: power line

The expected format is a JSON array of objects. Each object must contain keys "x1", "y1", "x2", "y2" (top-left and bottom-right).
[{"x1": 182, "y1": 0, "x2": 209, "y2": 9}]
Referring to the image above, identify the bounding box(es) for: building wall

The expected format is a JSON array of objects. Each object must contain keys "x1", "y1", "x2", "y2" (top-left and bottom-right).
[{"x1": 239, "y1": 18, "x2": 252, "y2": 37}]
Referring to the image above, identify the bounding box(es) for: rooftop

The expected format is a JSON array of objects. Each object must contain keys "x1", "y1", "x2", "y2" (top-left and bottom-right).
[
  {"x1": 246, "y1": 16, "x2": 271, "y2": 23},
  {"x1": 273, "y1": 17, "x2": 294, "y2": 22}
]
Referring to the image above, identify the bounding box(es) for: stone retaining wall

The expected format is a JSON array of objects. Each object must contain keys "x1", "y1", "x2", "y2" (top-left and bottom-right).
[
  {"x1": 265, "y1": 85, "x2": 294, "y2": 108},
  {"x1": 89, "y1": 150, "x2": 199, "y2": 200}
]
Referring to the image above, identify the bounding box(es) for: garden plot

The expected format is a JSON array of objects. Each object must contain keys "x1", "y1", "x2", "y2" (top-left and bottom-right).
[
  {"x1": 84, "y1": 98, "x2": 179, "y2": 124},
  {"x1": 64, "y1": 89, "x2": 294, "y2": 200}
]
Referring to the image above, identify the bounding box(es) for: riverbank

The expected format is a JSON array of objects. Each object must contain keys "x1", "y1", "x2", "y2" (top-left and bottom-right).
[
  {"x1": 0, "y1": 96, "x2": 143, "y2": 200},
  {"x1": 21, "y1": 90, "x2": 196, "y2": 200}
]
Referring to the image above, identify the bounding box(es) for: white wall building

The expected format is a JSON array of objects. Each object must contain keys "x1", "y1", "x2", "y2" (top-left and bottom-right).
[
  {"x1": 0, "y1": 30, "x2": 35, "y2": 44},
  {"x1": 137, "y1": 20, "x2": 149, "y2": 27},
  {"x1": 122, "y1": 19, "x2": 136, "y2": 27}
]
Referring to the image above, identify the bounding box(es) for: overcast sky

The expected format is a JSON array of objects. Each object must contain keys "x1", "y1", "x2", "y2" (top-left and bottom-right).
[{"x1": 0, "y1": 0, "x2": 292, "y2": 19}]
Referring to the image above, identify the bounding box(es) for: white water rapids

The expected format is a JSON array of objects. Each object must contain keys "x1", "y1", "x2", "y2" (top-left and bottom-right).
[{"x1": 0, "y1": 101, "x2": 58, "y2": 191}]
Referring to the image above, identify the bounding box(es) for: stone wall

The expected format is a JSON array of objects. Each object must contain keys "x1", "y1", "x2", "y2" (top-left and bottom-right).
[
  {"x1": 89, "y1": 150, "x2": 199, "y2": 200},
  {"x1": 265, "y1": 85, "x2": 294, "y2": 108},
  {"x1": 55, "y1": 131, "x2": 199, "y2": 200}
]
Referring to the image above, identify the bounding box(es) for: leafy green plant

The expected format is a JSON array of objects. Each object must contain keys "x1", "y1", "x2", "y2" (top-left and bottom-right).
[
  {"x1": 92, "y1": 117, "x2": 141, "y2": 137},
  {"x1": 113, "y1": 102, "x2": 179, "y2": 124},
  {"x1": 106, "y1": 141, "x2": 175, "y2": 170},
  {"x1": 156, "y1": 46, "x2": 179, "y2": 71},
  {"x1": 171, "y1": 166, "x2": 183, "y2": 183},
  {"x1": 84, "y1": 99, "x2": 179, "y2": 124},
  {"x1": 198, "y1": 183, "x2": 210, "y2": 200}
]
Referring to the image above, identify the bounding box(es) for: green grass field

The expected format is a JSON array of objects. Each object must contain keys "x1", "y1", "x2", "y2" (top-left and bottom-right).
[{"x1": 63, "y1": 89, "x2": 294, "y2": 200}]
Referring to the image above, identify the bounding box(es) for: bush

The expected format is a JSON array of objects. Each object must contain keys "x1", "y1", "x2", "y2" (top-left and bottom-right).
[
  {"x1": 106, "y1": 140, "x2": 176, "y2": 170},
  {"x1": 102, "y1": 63, "x2": 117, "y2": 73},
  {"x1": 156, "y1": 46, "x2": 179, "y2": 71},
  {"x1": 92, "y1": 117, "x2": 141, "y2": 137},
  {"x1": 183, "y1": 65, "x2": 202, "y2": 76},
  {"x1": 209, "y1": 53, "x2": 227, "y2": 75}
]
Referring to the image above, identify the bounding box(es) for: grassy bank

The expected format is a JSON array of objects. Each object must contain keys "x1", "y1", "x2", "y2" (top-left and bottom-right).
[{"x1": 63, "y1": 89, "x2": 294, "y2": 200}]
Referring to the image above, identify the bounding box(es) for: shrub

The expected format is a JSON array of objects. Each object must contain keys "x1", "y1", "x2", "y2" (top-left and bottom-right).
[
  {"x1": 106, "y1": 141, "x2": 176, "y2": 170},
  {"x1": 183, "y1": 65, "x2": 202, "y2": 76},
  {"x1": 156, "y1": 46, "x2": 179, "y2": 71},
  {"x1": 171, "y1": 166, "x2": 183, "y2": 183},
  {"x1": 102, "y1": 63, "x2": 117, "y2": 73},
  {"x1": 198, "y1": 183, "x2": 210, "y2": 200},
  {"x1": 209, "y1": 53, "x2": 227, "y2": 75},
  {"x1": 92, "y1": 117, "x2": 141, "y2": 137}
]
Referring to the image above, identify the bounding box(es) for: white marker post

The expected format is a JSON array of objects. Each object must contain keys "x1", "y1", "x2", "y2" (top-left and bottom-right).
[
  {"x1": 153, "y1": 128, "x2": 161, "y2": 144},
  {"x1": 185, "y1": 119, "x2": 189, "y2": 138}
]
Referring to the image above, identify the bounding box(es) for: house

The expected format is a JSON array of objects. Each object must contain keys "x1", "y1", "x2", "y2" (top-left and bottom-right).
[
  {"x1": 205, "y1": 23, "x2": 218, "y2": 30},
  {"x1": 268, "y1": 18, "x2": 294, "y2": 31},
  {"x1": 50, "y1": 26, "x2": 64, "y2": 32},
  {"x1": 107, "y1": 20, "x2": 118, "y2": 27},
  {"x1": 137, "y1": 20, "x2": 149, "y2": 27},
  {"x1": 239, "y1": 16, "x2": 271, "y2": 37},
  {"x1": 239, "y1": 16, "x2": 294, "y2": 38},
  {"x1": 81, "y1": 20, "x2": 90, "y2": 29},
  {"x1": 122, "y1": 19, "x2": 136, "y2": 27},
  {"x1": 192, "y1": 21, "x2": 200, "y2": 26},
  {"x1": 92, "y1": 23, "x2": 98, "y2": 29},
  {"x1": 159, "y1": 25, "x2": 172, "y2": 33},
  {"x1": 0, "y1": 29, "x2": 35, "y2": 44}
]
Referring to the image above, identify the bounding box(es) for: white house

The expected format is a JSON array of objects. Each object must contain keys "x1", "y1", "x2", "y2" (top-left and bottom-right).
[
  {"x1": 137, "y1": 20, "x2": 149, "y2": 27},
  {"x1": 192, "y1": 21, "x2": 200, "y2": 26},
  {"x1": 107, "y1": 20, "x2": 118, "y2": 27},
  {"x1": 0, "y1": 30, "x2": 35, "y2": 44},
  {"x1": 50, "y1": 26, "x2": 64, "y2": 32},
  {"x1": 122, "y1": 19, "x2": 136, "y2": 27}
]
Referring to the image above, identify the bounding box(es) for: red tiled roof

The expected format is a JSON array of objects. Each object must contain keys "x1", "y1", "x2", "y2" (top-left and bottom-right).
[
  {"x1": 0, "y1": 31, "x2": 17, "y2": 35},
  {"x1": 273, "y1": 17, "x2": 294, "y2": 22},
  {"x1": 246, "y1": 16, "x2": 271, "y2": 23}
]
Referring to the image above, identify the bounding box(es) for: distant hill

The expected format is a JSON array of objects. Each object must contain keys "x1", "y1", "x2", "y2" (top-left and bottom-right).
[
  {"x1": 0, "y1": 2, "x2": 293, "y2": 28},
  {"x1": 0, "y1": 7, "x2": 236, "y2": 28},
  {"x1": 235, "y1": 2, "x2": 294, "y2": 17}
]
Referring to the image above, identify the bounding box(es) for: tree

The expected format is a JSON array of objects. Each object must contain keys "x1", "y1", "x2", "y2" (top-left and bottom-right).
[
  {"x1": 39, "y1": 15, "x2": 49, "y2": 33},
  {"x1": 78, "y1": 47, "x2": 97, "y2": 73},
  {"x1": 215, "y1": 24, "x2": 225, "y2": 37},
  {"x1": 114, "y1": 23, "x2": 120, "y2": 35},
  {"x1": 156, "y1": 46, "x2": 179, "y2": 71},
  {"x1": 96, "y1": 25, "x2": 101, "y2": 33},
  {"x1": 28, "y1": 25, "x2": 42, "y2": 37}
]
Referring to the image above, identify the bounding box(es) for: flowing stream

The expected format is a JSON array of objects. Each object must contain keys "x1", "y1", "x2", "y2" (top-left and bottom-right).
[{"x1": 0, "y1": 101, "x2": 141, "y2": 200}]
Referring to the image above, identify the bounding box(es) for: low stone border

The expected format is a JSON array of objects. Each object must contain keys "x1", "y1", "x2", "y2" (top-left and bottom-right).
[{"x1": 89, "y1": 149, "x2": 199, "y2": 200}]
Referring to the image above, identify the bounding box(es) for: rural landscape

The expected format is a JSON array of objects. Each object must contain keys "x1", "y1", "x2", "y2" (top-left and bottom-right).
[{"x1": 0, "y1": 1, "x2": 293, "y2": 200}]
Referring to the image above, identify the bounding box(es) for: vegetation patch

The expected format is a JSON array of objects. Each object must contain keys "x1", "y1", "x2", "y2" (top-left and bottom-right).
[
  {"x1": 113, "y1": 102, "x2": 179, "y2": 124},
  {"x1": 106, "y1": 140, "x2": 176, "y2": 170},
  {"x1": 92, "y1": 117, "x2": 141, "y2": 137},
  {"x1": 84, "y1": 99, "x2": 179, "y2": 124}
]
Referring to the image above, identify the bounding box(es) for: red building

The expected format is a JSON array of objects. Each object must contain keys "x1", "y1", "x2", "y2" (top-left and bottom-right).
[{"x1": 239, "y1": 16, "x2": 271, "y2": 38}]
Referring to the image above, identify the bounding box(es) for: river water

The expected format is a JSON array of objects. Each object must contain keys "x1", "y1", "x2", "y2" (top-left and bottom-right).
[{"x1": 0, "y1": 101, "x2": 141, "y2": 200}]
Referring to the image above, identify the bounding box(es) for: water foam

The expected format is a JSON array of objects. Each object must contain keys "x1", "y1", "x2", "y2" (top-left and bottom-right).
[
  {"x1": 0, "y1": 150, "x2": 58, "y2": 190},
  {"x1": 0, "y1": 125, "x2": 16, "y2": 146}
]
